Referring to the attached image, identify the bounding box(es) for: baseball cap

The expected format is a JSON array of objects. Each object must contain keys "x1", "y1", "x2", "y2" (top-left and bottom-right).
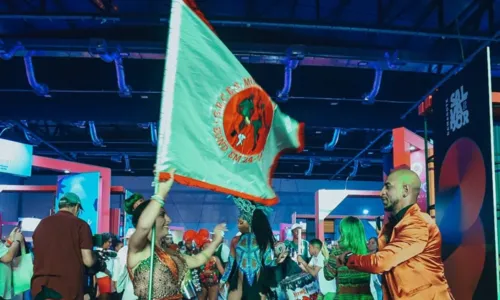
[
  {"x1": 291, "y1": 223, "x2": 305, "y2": 231},
  {"x1": 59, "y1": 192, "x2": 84, "y2": 210}
]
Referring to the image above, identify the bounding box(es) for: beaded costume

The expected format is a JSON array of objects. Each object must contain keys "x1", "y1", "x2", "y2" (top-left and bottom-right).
[
  {"x1": 220, "y1": 197, "x2": 277, "y2": 297},
  {"x1": 200, "y1": 257, "x2": 220, "y2": 287},
  {"x1": 129, "y1": 246, "x2": 188, "y2": 300},
  {"x1": 324, "y1": 247, "x2": 373, "y2": 300}
]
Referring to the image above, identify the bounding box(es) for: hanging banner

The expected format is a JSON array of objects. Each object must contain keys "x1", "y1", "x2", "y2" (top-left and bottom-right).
[
  {"x1": 432, "y1": 48, "x2": 498, "y2": 299},
  {"x1": 0, "y1": 138, "x2": 33, "y2": 177}
]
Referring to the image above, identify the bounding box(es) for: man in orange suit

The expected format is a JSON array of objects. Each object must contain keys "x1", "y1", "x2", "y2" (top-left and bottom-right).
[{"x1": 337, "y1": 169, "x2": 454, "y2": 299}]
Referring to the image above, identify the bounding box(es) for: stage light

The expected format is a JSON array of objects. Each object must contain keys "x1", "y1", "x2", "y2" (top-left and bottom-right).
[
  {"x1": 363, "y1": 209, "x2": 369, "y2": 215},
  {"x1": 64, "y1": 170, "x2": 70, "y2": 174},
  {"x1": 409, "y1": 145, "x2": 416, "y2": 151}
]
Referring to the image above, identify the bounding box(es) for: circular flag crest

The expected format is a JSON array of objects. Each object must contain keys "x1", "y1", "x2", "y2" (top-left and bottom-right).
[{"x1": 222, "y1": 86, "x2": 274, "y2": 156}]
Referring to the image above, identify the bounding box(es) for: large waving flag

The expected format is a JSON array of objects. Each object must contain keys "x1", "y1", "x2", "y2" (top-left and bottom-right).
[{"x1": 156, "y1": 0, "x2": 304, "y2": 205}]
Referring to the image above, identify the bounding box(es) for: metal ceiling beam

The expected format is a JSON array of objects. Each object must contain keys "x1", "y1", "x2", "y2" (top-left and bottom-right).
[
  {"x1": 32, "y1": 150, "x2": 384, "y2": 164},
  {"x1": 0, "y1": 38, "x2": 474, "y2": 72},
  {"x1": 333, "y1": 29, "x2": 500, "y2": 179},
  {"x1": 0, "y1": 94, "x2": 424, "y2": 131},
  {"x1": 0, "y1": 14, "x2": 497, "y2": 41},
  {"x1": 9, "y1": 120, "x2": 73, "y2": 160}
]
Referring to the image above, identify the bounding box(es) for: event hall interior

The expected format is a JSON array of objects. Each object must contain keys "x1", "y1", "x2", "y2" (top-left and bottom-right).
[{"x1": 1, "y1": 0, "x2": 500, "y2": 299}]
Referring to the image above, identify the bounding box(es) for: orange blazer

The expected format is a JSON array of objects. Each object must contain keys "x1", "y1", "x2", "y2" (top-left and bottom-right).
[{"x1": 347, "y1": 204, "x2": 454, "y2": 300}]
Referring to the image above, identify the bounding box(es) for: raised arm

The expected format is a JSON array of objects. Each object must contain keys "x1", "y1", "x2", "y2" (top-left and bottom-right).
[
  {"x1": 128, "y1": 170, "x2": 174, "y2": 254},
  {"x1": 183, "y1": 224, "x2": 227, "y2": 269},
  {"x1": 347, "y1": 217, "x2": 429, "y2": 274}
]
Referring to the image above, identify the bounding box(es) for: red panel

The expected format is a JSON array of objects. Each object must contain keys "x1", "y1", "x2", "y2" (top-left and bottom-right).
[
  {"x1": 110, "y1": 209, "x2": 121, "y2": 236},
  {"x1": 392, "y1": 127, "x2": 435, "y2": 214}
]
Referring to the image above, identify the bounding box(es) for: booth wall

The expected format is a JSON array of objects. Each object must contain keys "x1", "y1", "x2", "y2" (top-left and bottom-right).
[
  {"x1": 0, "y1": 173, "x2": 22, "y2": 238},
  {"x1": 3, "y1": 175, "x2": 382, "y2": 239}
]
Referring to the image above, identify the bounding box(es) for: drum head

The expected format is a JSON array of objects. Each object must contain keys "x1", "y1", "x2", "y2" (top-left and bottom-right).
[{"x1": 274, "y1": 242, "x2": 286, "y2": 255}]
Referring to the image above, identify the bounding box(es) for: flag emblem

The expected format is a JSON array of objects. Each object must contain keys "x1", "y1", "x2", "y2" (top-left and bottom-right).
[
  {"x1": 156, "y1": 0, "x2": 304, "y2": 205},
  {"x1": 213, "y1": 79, "x2": 274, "y2": 163}
]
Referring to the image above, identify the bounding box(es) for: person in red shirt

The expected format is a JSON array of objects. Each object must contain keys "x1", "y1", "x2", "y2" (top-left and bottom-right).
[{"x1": 31, "y1": 192, "x2": 96, "y2": 300}]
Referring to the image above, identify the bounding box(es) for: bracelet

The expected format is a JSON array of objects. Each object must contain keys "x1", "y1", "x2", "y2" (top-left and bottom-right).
[{"x1": 151, "y1": 194, "x2": 165, "y2": 206}]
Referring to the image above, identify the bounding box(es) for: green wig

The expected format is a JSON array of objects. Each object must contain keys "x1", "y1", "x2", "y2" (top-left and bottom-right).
[{"x1": 338, "y1": 216, "x2": 369, "y2": 255}]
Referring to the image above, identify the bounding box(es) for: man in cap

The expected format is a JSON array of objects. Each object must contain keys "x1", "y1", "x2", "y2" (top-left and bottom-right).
[
  {"x1": 285, "y1": 223, "x2": 311, "y2": 263},
  {"x1": 31, "y1": 192, "x2": 96, "y2": 299}
]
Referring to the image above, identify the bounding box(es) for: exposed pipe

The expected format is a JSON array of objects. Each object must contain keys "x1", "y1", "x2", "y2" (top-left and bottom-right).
[
  {"x1": 23, "y1": 53, "x2": 49, "y2": 96},
  {"x1": 333, "y1": 30, "x2": 500, "y2": 180},
  {"x1": 349, "y1": 160, "x2": 359, "y2": 178},
  {"x1": 304, "y1": 158, "x2": 315, "y2": 176},
  {"x1": 9, "y1": 120, "x2": 73, "y2": 160},
  {"x1": 384, "y1": 51, "x2": 399, "y2": 69},
  {"x1": 20, "y1": 120, "x2": 41, "y2": 145},
  {"x1": 72, "y1": 121, "x2": 87, "y2": 128},
  {"x1": 97, "y1": 44, "x2": 132, "y2": 97},
  {"x1": 324, "y1": 128, "x2": 341, "y2": 151},
  {"x1": 330, "y1": 130, "x2": 390, "y2": 179},
  {"x1": 88, "y1": 121, "x2": 104, "y2": 147},
  {"x1": 380, "y1": 135, "x2": 393, "y2": 153},
  {"x1": 276, "y1": 59, "x2": 299, "y2": 102},
  {"x1": 149, "y1": 122, "x2": 158, "y2": 146},
  {"x1": 34, "y1": 150, "x2": 385, "y2": 164},
  {"x1": 401, "y1": 30, "x2": 500, "y2": 119},
  {"x1": 123, "y1": 154, "x2": 132, "y2": 172},
  {"x1": 0, "y1": 41, "x2": 23, "y2": 60},
  {"x1": 0, "y1": 15, "x2": 497, "y2": 41},
  {"x1": 362, "y1": 64, "x2": 383, "y2": 104}
]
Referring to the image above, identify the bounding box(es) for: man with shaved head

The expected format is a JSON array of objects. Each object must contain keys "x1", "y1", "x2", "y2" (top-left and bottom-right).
[{"x1": 337, "y1": 169, "x2": 454, "y2": 300}]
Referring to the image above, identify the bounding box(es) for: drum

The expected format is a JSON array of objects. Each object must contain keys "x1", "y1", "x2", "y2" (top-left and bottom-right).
[
  {"x1": 181, "y1": 269, "x2": 202, "y2": 299},
  {"x1": 279, "y1": 273, "x2": 319, "y2": 300}
]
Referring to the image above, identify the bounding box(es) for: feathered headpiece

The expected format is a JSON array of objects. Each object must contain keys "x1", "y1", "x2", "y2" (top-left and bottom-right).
[{"x1": 231, "y1": 196, "x2": 273, "y2": 226}]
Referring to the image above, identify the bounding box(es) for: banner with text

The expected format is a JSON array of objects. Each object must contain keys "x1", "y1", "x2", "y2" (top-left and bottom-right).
[
  {"x1": 0, "y1": 138, "x2": 33, "y2": 177},
  {"x1": 432, "y1": 48, "x2": 498, "y2": 299}
]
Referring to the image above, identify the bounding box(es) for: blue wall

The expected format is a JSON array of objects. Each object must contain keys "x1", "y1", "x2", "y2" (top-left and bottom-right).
[
  {"x1": 1, "y1": 175, "x2": 383, "y2": 241},
  {"x1": 0, "y1": 173, "x2": 22, "y2": 239}
]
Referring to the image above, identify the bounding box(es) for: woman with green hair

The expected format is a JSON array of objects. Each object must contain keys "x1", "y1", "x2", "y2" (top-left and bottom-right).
[{"x1": 324, "y1": 216, "x2": 373, "y2": 299}]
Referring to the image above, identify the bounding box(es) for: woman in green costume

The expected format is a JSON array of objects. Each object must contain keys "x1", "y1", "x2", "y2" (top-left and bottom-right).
[{"x1": 324, "y1": 217, "x2": 373, "y2": 300}]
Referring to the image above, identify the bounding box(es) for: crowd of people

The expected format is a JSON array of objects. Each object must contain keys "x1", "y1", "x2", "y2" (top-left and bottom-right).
[{"x1": 0, "y1": 168, "x2": 455, "y2": 300}]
